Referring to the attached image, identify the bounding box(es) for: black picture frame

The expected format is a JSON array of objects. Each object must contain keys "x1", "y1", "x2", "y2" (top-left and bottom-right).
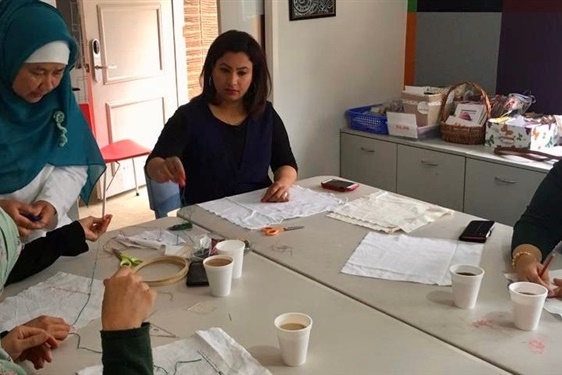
[{"x1": 289, "y1": 0, "x2": 336, "y2": 21}]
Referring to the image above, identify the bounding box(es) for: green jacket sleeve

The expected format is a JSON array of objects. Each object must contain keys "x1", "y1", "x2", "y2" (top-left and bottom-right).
[
  {"x1": 101, "y1": 323, "x2": 152, "y2": 375},
  {"x1": 0, "y1": 345, "x2": 27, "y2": 375},
  {"x1": 512, "y1": 160, "x2": 562, "y2": 259}
]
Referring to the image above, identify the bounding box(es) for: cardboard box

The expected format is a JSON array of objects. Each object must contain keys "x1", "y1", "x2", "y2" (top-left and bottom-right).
[
  {"x1": 387, "y1": 112, "x2": 440, "y2": 140},
  {"x1": 485, "y1": 118, "x2": 559, "y2": 150},
  {"x1": 401, "y1": 86, "x2": 444, "y2": 127}
]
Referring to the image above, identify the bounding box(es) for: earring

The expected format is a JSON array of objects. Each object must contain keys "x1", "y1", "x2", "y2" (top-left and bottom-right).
[{"x1": 208, "y1": 76, "x2": 213, "y2": 87}]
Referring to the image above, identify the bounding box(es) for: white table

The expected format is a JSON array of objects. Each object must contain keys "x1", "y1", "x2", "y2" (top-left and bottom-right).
[
  {"x1": 180, "y1": 177, "x2": 562, "y2": 375},
  {"x1": 2, "y1": 217, "x2": 506, "y2": 374}
]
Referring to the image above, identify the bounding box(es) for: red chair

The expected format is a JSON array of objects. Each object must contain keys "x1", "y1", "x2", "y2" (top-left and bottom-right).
[{"x1": 99, "y1": 139, "x2": 151, "y2": 216}]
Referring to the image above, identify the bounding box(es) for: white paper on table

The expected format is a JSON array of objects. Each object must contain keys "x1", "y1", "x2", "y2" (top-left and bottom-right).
[
  {"x1": 328, "y1": 190, "x2": 453, "y2": 233},
  {"x1": 504, "y1": 269, "x2": 562, "y2": 317},
  {"x1": 196, "y1": 185, "x2": 344, "y2": 230},
  {"x1": 115, "y1": 229, "x2": 186, "y2": 254},
  {"x1": 341, "y1": 232, "x2": 484, "y2": 286},
  {"x1": 78, "y1": 327, "x2": 271, "y2": 375},
  {"x1": 0, "y1": 272, "x2": 102, "y2": 331}
]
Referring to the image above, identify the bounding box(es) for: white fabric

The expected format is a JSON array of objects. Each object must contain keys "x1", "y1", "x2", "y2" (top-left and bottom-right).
[
  {"x1": 25, "y1": 40, "x2": 69, "y2": 64},
  {"x1": 341, "y1": 232, "x2": 484, "y2": 286},
  {"x1": 327, "y1": 189, "x2": 453, "y2": 233},
  {"x1": 193, "y1": 185, "x2": 344, "y2": 230},
  {"x1": 505, "y1": 269, "x2": 562, "y2": 317},
  {"x1": 0, "y1": 272, "x2": 103, "y2": 331},
  {"x1": 78, "y1": 327, "x2": 271, "y2": 375},
  {"x1": 0, "y1": 164, "x2": 87, "y2": 243},
  {"x1": 114, "y1": 229, "x2": 190, "y2": 257}
]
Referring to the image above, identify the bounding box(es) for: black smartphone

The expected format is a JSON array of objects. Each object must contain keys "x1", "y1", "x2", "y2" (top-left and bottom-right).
[
  {"x1": 185, "y1": 261, "x2": 209, "y2": 287},
  {"x1": 320, "y1": 178, "x2": 359, "y2": 192},
  {"x1": 459, "y1": 220, "x2": 495, "y2": 243}
]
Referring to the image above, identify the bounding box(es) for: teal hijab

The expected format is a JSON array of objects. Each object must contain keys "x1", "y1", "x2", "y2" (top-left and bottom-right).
[{"x1": 0, "y1": 0, "x2": 105, "y2": 203}]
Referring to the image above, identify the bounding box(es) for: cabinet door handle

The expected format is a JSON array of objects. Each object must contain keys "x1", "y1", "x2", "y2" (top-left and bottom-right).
[
  {"x1": 420, "y1": 160, "x2": 438, "y2": 167},
  {"x1": 494, "y1": 177, "x2": 518, "y2": 184},
  {"x1": 360, "y1": 147, "x2": 375, "y2": 153}
]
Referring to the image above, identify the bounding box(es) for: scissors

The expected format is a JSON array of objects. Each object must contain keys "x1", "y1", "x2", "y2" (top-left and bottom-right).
[
  {"x1": 113, "y1": 249, "x2": 142, "y2": 267},
  {"x1": 261, "y1": 225, "x2": 304, "y2": 236}
]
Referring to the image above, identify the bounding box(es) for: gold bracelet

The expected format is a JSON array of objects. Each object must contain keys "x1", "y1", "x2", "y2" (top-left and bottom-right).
[{"x1": 511, "y1": 251, "x2": 537, "y2": 270}]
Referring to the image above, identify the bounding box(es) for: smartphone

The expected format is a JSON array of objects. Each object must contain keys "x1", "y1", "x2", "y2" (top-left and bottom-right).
[
  {"x1": 185, "y1": 261, "x2": 209, "y2": 287},
  {"x1": 459, "y1": 220, "x2": 495, "y2": 243},
  {"x1": 320, "y1": 178, "x2": 359, "y2": 192}
]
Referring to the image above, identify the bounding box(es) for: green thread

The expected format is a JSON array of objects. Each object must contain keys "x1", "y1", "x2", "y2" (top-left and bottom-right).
[{"x1": 53, "y1": 110, "x2": 68, "y2": 147}]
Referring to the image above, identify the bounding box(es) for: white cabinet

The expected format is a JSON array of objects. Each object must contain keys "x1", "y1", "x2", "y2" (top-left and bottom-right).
[
  {"x1": 464, "y1": 159, "x2": 546, "y2": 226},
  {"x1": 397, "y1": 145, "x2": 465, "y2": 211},
  {"x1": 340, "y1": 133, "x2": 397, "y2": 192}
]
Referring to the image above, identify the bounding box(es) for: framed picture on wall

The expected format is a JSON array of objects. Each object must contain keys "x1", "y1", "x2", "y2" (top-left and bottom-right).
[{"x1": 289, "y1": 0, "x2": 336, "y2": 21}]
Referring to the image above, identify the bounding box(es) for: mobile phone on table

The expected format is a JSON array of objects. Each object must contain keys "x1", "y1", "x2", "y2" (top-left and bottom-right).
[
  {"x1": 459, "y1": 220, "x2": 495, "y2": 243},
  {"x1": 185, "y1": 261, "x2": 208, "y2": 287},
  {"x1": 320, "y1": 178, "x2": 359, "y2": 192}
]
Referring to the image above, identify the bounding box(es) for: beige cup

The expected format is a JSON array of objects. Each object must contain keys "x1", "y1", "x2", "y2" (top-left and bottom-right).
[
  {"x1": 215, "y1": 239, "x2": 245, "y2": 279},
  {"x1": 274, "y1": 312, "x2": 313, "y2": 367},
  {"x1": 450, "y1": 264, "x2": 485, "y2": 309},
  {"x1": 509, "y1": 282, "x2": 548, "y2": 331},
  {"x1": 203, "y1": 255, "x2": 233, "y2": 297}
]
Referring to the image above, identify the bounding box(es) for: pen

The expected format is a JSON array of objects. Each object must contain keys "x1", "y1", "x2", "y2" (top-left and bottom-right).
[{"x1": 538, "y1": 252, "x2": 556, "y2": 279}]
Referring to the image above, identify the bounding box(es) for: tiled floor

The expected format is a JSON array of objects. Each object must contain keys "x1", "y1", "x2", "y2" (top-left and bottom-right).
[{"x1": 78, "y1": 187, "x2": 161, "y2": 230}]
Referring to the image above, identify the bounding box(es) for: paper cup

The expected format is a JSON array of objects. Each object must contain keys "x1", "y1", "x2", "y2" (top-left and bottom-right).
[
  {"x1": 203, "y1": 255, "x2": 233, "y2": 297},
  {"x1": 215, "y1": 239, "x2": 245, "y2": 279},
  {"x1": 274, "y1": 312, "x2": 313, "y2": 367},
  {"x1": 509, "y1": 281, "x2": 548, "y2": 331},
  {"x1": 449, "y1": 264, "x2": 485, "y2": 309}
]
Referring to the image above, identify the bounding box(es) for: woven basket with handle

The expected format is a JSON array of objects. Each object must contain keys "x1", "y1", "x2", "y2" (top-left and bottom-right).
[{"x1": 438, "y1": 81, "x2": 491, "y2": 145}]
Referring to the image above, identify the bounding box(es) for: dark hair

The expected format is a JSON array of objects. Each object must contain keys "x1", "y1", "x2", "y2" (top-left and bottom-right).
[{"x1": 197, "y1": 30, "x2": 270, "y2": 118}]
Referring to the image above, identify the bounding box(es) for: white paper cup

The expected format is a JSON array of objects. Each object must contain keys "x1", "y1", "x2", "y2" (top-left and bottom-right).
[
  {"x1": 509, "y1": 281, "x2": 548, "y2": 331},
  {"x1": 215, "y1": 239, "x2": 245, "y2": 279},
  {"x1": 203, "y1": 255, "x2": 233, "y2": 297},
  {"x1": 274, "y1": 312, "x2": 313, "y2": 367},
  {"x1": 449, "y1": 264, "x2": 485, "y2": 309}
]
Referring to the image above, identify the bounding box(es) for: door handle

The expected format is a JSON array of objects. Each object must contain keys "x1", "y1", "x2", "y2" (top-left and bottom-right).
[
  {"x1": 494, "y1": 177, "x2": 517, "y2": 184},
  {"x1": 94, "y1": 64, "x2": 117, "y2": 70},
  {"x1": 420, "y1": 160, "x2": 438, "y2": 167},
  {"x1": 360, "y1": 147, "x2": 375, "y2": 153}
]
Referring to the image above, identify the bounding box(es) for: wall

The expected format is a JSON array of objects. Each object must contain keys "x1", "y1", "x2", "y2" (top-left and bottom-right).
[{"x1": 266, "y1": 0, "x2": 407, "y2": 178}]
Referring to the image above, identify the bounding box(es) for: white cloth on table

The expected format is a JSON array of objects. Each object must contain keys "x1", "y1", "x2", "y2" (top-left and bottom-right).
[
  {"x1": 195, "y1": 185, "x2": 344, "y2": 230},
  {"x1": 328, "y1": 189, "x2": 453, "y2": 233},
  {"x1": 0, "y1": 164, "x2": 87, "y2": 243},
  {"x1": 0, "y1": 272, "x2": 102, "y2": 331},
  {"x1": 114, "y1": 229, "x2": 190, "y2": 257},
  {"x1": 78, "y1": 327, "x2": 271, "y2": 375},
  {"x1": 341, "y1": 231, "x2": 484, "y2": 286}
]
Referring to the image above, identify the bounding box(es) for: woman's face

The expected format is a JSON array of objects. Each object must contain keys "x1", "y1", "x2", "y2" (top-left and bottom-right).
[
  {"x1": 12, "y1": 63, "x2": 66, "y2": 103},
  {"x1": 212, "y1": 52, "x2": 253, "y2": 104}
]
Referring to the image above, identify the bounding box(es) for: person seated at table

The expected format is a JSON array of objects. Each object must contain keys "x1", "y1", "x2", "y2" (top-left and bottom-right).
[
  {"x1": 145, "y1": 30, "x2": 298, "y2": 205},
  {"x1": 0, "y1": 209, "x2": 156, "y2": 373},
  {"x1": 511, "y1": 160, "x2": 562, "y2": 297},
  {"x1": 0, "y1": 0, "x2": 105, "y2": 243}
]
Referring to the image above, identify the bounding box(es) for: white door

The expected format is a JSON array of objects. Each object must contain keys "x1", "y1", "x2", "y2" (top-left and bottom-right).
[{"x1": 80, "y1": 0, "x2": 178, "y2": 198}]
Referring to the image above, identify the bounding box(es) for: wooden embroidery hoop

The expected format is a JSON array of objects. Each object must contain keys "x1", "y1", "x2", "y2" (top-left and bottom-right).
[{"x1": 132, "y1": 256, "x2": 189, "y2": 287}]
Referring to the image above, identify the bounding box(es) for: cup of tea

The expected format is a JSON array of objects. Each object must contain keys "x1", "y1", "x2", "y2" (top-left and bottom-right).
[
  {"x1": 274, "y1": 312, "x2": 313, "y2": 366},
  {"x1": 203, "y1": 255, "x2": 233, "y2": 297},
  {"x1": 215, "y1": 239, "x2": 245, "y2": 279},
  {"x1": 449, "y1": 264, "x2": 485, "y2": 309},
  {"x1": 509, "y1": 281, "x2": 548, "y2": 331}
]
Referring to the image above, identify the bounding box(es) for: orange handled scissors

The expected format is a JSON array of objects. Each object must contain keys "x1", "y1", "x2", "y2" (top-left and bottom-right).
[{"x1": 262, "y1": 225, "x2": 304, "y2": 236}]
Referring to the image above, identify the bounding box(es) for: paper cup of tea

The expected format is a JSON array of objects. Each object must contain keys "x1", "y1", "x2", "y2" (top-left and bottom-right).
[
  {"x1": 203, "y1": 255, "x2": 233, "y2": 297},
  {"x1": 509, "y1": 281, "x2": 548, "y2": 331},
  {"x1": 449, "y1": 264, "x2": 485, "y2": 309},
  {"x1": 215, "y1": 239, "x2": 245, "y2": 279},
  {"x1": 274, "y1": 312, "x2": 313, "y2": 367}
]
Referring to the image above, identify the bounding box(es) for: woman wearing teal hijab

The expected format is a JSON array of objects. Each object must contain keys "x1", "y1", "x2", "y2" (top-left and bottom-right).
[
  {"x1": 0, "y1": 208, "x2": 155, "y2": 373},
  {"x1": 0, "y1": 0, "x2": 105, "y2": 242}
]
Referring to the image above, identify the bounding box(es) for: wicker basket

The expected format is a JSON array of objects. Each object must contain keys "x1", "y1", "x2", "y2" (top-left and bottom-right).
[{"x1": 438, "y1": 81, "x2": 491, "y2": 145}]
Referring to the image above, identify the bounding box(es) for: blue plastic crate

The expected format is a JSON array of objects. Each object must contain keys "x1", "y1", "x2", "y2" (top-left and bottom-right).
[{"x1": 345, "y1": 104, "x2": 388, "y2": 135}]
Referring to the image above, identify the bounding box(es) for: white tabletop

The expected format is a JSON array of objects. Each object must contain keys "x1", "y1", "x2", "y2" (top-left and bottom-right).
[
  {"x1": 180, "y1": 177, "x2": 562, "y2": 375},
  {"x1": 2, "y1": 217, "x2": 506, "y2": 375}
]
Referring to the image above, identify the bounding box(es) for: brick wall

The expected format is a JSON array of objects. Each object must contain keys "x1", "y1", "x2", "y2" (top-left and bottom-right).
[{"x1": 184, "y1": 0, "x2": 218, "y2": 99}]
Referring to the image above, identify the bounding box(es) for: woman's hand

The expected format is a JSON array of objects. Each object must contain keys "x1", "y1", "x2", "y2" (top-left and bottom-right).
[
  {"x1": 261, "y1": 179, "x2": 292, "y2": 203},
  {"x1": 515, "y1": 255, "x2": 553, "y2": 296},
  {"x1": 32, "y1": 200, "x2": 57, "y2": 228},
  {"x1": 78, "y1": 215, "x2": 112, "y2": 241},
  {"x1": 0, "y1": 325, "x2": 58, "y2": 370},
  {"x1": 22, "y1": 316, "x2": 71, "y2": 342},
  {"x1": 0, "y1": 199, "x2": 44, "y2": 236},
  {"x1": 147, "y1": 157, "x2": 186, "y2": 187},
  {"x1": 102, "y1": 267, "x2": 157, "y2": 331}
]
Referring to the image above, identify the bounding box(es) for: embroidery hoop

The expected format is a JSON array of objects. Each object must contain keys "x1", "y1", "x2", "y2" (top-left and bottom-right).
[{"x1": 132, "y1": 256, "x2": 189, "y2": 287}]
